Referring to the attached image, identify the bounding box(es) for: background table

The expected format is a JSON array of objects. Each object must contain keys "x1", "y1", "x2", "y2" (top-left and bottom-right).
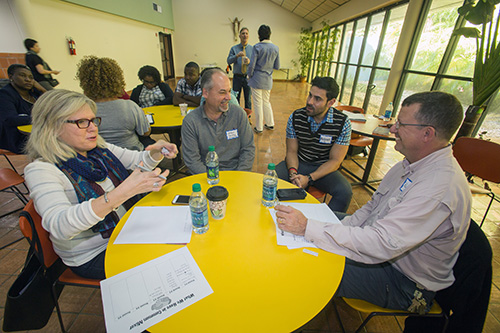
[
  {"x1": 17, "y1": 124, "x2": 32, "y2": 135},
  {"x1": 105, "y1": 171, "x2": 345, "y2": 332},
  {"x1": 345, "y1": 117, "x2": 395, "y2": 191},
  {"x1": 143, "y1": 105, "x2": 194, "y2": 173}
]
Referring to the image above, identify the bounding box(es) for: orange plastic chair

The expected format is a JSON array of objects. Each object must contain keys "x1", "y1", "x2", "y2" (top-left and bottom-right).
[
  {"x1": 0, "y1": 149, "x2": 20, "y2": 173},
  {"x1": 453, "y1": 137, "x2": 500, "y2": 226},
  {"x1": 307, "y1": 185, "x2": 327, "y2": 203},
  {"x1": 0, "y1": 168, "x2": 28, "y2": 218},
  {"x1": 19, "y1": 200, "x2": 101, "y2": 333}
]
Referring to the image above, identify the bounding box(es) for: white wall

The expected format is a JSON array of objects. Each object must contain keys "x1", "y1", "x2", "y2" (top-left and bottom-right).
[
  {"x1": 313, "y1": 0, "x2": 396, "y2": 28},
  {"x1": 12, "y1": 0, "x2": 166, "y2": 92},
  {"x1": 7, "y1": 0, "x2": 309, "y2": 91},
  {"x1": 171, "y1": 0, "x2": 309, "y2": 80},
  {"x1": 0, "y1": 0, "x2": 27, "y2": 53}
]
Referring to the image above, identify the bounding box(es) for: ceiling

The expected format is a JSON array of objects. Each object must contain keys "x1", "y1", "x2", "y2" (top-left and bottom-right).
[{"x1": 268, "y1": 0, "x2": 352, "y2": 22}]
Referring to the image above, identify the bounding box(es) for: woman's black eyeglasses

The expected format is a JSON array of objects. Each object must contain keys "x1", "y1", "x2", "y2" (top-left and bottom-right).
[{"x1": 65, "y1": 117, "x2": 102, "y2": 129}]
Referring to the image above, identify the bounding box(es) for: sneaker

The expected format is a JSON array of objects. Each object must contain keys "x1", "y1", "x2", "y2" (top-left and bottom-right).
[
  {"x1": 253, "y1": 127, "x2": 263, "y2": 134},
  {"x1": 264, "y1": 124, "x2": 274, "y2": 130}
]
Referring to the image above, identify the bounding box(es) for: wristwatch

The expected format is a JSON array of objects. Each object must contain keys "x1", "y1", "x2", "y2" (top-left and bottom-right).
[{"x1": 307, "y1": 174, "x2": 314, "y2": 186}]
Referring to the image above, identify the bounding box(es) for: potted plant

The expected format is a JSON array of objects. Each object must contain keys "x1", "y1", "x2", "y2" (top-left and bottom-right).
[
  {"x1": 453, "y1": 0, "x2": 500, "y2": 139},
  {"x1": 315, "y1": 22, "x2": 338, "y2": 77},
  {"x1": 292, "y1": 27, "x2": 314, "y2": 82}
]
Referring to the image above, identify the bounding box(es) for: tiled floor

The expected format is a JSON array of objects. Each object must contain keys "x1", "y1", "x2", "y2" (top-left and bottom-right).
[{"x1": 1, "y1": 81, "x2": 500, "y2": 332}]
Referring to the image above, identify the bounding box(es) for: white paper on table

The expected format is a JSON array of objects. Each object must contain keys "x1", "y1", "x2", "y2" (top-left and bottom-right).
[
  {"x1": 101, "y1": 246, "x2": 213, "y2": 333},
  {"x1": 113, "y1": 206, "x2": 192, "y2": 244},
  {"x1": 342, "y1": 110, "x2": 366, "y2": 122},
  {"x1": 269, "y1": 203, "x2": 341, "y2": 249}
]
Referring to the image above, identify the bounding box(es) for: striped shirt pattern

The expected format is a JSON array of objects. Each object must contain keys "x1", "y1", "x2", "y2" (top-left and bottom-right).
[{"x1": 287, "y1": 107, "x2": 350, "y2": 165}]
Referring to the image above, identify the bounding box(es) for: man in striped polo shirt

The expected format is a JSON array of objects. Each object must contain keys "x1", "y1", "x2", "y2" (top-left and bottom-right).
[{"x1": 276, "y1": 76, "x2": 352, "y2": 213}]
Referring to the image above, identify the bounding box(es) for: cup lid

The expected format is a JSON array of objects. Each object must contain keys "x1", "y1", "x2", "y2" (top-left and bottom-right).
[{"x1": 206, "y1": 186, "x2": 229, "y2": 201}]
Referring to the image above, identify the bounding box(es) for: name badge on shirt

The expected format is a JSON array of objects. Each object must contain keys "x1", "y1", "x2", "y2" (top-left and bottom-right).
[
  {"x1": 319, "y1": 135, "x2": 333, "y2": 144},
  {"x1": 226, "y1": 129, "x2": 239, "y2": 140},
  {"x1": 400, "y1": 178, "x2": 413, "y2": 192}
]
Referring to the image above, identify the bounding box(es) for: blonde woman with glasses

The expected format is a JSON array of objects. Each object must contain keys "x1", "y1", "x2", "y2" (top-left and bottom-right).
[{"x1": 24, "y1": 89, "x2": 178, "y2": 279}]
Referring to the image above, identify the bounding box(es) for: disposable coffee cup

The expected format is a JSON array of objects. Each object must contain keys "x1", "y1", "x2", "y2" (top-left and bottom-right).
[
  {"x1": 179, "y1": 103, "x2": 188, "y2": 116},
  {"x1": 206, "y1": 186, "x2": 229, "y2": 220}
]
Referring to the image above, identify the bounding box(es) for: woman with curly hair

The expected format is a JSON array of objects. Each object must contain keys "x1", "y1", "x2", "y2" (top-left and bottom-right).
[
  {"x1": 130, "y1": 65, "x2": 174, "y2": 108},
  {"x1": 77, "y1": 56, "x2": 151, "y2": 151}
]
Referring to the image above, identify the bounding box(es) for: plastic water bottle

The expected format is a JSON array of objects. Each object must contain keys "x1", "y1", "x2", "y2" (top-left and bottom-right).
[
  {"x1": 384, "y1": 102, "x2": 394, "y2": 120},
  {"x1": 206, "y1": 145, "x2": 219, "y2": 185},
  {"x1": 262, "y1": 163, "x2": 278, "y2": 207},
  {"x1": 189, "y1": 183, "x2": 209, "y2": 234}
]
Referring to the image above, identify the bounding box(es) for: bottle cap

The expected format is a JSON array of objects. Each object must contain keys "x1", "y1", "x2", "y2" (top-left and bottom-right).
[
  {"x1": 206, "y1": 186, "x2": 229, "y2": 201},
  {"x1": 192, "y1": 183, "x2": 201, "y2": 192},
  {"x1": 208, "y1": 146, "x2": 215, "y2": 151},
  {"x1": 268, "y1": 163, "x2": 276, "y2": 170}
]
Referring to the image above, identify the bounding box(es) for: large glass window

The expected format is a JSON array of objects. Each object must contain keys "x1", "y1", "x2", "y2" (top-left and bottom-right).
[
  {"x1": 396, "y1": 0, "x2": 500, "y2": 142},
  {"x1": 310, "y1": 2, "x2": 409, "y2": 115},
  {"x1": 396, "y1": 0, "x2": 471, "y2": 108},
  {"x1": 308, "y1": 0, "x2": 500, "y2": 141}
]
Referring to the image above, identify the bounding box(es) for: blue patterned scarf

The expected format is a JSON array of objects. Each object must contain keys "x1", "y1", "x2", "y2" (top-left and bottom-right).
[{"x1": 57, "y1": 147, "x2": 140, "y2": 238}]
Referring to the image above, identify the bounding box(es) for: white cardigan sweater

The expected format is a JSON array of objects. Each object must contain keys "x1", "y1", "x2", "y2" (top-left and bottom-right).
[{"x1": 25, "y1": 143, "x2": 160, "y2": 266}]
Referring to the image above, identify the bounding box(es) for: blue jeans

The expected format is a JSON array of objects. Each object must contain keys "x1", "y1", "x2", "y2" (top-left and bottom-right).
[
  {"x1": 233, "y1": 74, "x2": 251, "y2": 109},
  {"x1": 276, "y1": 160, "x2": 352, "y2": 213},
  {"x1": 335, "y1": 259, "x2": 436, "y2": 312},
  {"x1": 69, "y1": 249, "x2": 106, "y2": 280}
]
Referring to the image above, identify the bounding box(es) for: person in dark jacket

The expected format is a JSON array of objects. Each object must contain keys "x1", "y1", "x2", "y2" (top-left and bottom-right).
[
  {"x1": 0, "y1": 64, "x2": 42, "y2": 153},
  {"x1": 24, "y1": 38, "x2": 60, "y2": 91},
  {"x1": 130, "y1": 65, "x2": 174, "y2": 108},
  {"x1": 404, "y1": 220, "x2": 492, "y2": 333}
]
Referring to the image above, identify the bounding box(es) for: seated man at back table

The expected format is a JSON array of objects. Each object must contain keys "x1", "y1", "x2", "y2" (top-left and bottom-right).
[
  {"x1": 276, "y1": 91, "x2": 471, "y2": 314},
  {"x1": 276, "y1": 76, "x2": 352, "y2": 213},
  {"x1": 173, "y1": 61, "x2": 202, "y2": 107},
  {"x1": 181, "y1": 68, "x2": 255, "y2": 174}
]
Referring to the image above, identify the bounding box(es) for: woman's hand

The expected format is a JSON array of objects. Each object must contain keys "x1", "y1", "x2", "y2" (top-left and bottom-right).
[
  {"x1": 145, "y1": 140, "x2": 178, "y2": 160},
  {"x1": 92, "y1": 163, "x2": 169, "y2": 218},
  {"x1": 118, "y1": 163, "x2": 170, "y2": 196}
]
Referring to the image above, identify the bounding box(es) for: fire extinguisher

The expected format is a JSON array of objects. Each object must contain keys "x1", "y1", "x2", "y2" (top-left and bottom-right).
[{"x1": 67, "y1": 38, "x2": 76, "y2": 55}]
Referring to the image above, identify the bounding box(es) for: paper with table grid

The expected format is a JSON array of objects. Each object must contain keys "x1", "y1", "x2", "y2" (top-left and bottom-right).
[
  {"x1": 100, "y1": 246, "x2": 213, "y2": 333},
  {"x1": 269, "y1": 203, "x2": 341, "y2": 249}
]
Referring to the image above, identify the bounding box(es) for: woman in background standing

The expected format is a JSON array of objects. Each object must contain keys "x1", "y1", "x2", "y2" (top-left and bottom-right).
[
  {"x1": 24, "y1": 38, "x2": 60, "y2": 91},
  {"x1": 247, "y1": 24, "x2": 280, "y2": 134}
]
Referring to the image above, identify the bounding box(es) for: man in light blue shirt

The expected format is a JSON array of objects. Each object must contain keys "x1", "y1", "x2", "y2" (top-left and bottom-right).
[{"x1": 227, "y1": 27, "x2": 253, "y2": 110}]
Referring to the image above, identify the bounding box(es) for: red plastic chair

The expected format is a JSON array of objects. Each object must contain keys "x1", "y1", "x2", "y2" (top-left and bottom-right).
[
  {"x1": 453, "y1": 137, "x2": 500, "y2": 226},
  {"x1": 19, "y1": 200, "x2": 101, "y2": 333}
]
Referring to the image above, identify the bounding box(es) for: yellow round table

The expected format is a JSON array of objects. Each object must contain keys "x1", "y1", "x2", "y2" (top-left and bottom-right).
[
  {"x1": 143, "y1": 105, "x2": 194, "y2": 132},
  {"x1": 105, "y1": 171, "x2": 345, "y2": 332},
  {"x1": 143, "y1": 105, "x2": 194, "y2": 172},
  {"x1": 17, "y1": 124, "x2": 32, "y2": 134}
]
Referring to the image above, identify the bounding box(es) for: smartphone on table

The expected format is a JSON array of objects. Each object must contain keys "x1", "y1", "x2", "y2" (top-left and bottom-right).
[
  {"x1": 172, "y1": 195, "x2": 190, "y2": 205},
  {"x1": 276, "y1": 188, "x2": 307, "y2": 201}
]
